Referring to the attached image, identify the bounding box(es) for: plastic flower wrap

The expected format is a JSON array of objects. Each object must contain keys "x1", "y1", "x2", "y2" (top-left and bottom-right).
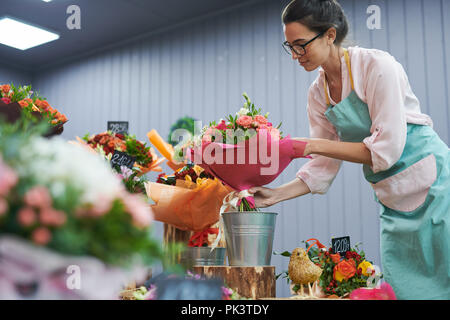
[
  {"x1": 0, "y1": 83, "x2": 67, "y2": 136},
  {"x1": 187, "y1": 93, "x2": 310, "y2": 212},
  {"x1": 145, "y1": 164, "x2": 233, "y2": 236}
]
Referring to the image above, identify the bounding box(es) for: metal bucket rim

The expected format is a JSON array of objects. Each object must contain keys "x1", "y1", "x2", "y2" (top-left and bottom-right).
[
  {"x1": 223, "y1": 211, "x2": 278, "y2": 215},
  {"x1": 184, "y1": 247, "x2": 226, "y2": 253}
]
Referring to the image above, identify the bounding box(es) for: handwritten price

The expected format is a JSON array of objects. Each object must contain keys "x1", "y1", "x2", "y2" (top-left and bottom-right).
[{"x1": 111, "y1": 151, "x2": 135, "y2": 169}]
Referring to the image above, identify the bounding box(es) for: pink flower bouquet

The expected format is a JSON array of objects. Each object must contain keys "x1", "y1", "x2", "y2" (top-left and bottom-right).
[{"x1": 188, "y1": 93, "x2": 310, "y2": 211}]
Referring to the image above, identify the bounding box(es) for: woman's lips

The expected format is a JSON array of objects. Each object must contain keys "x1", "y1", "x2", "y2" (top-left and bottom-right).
[{"x1": 299, "y1": 60, "x2": 308, "y2": 66}]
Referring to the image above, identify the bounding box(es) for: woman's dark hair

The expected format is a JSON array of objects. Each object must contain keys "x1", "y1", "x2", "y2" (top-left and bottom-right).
[{"x1": 282, "y1": 0, "x2": 349, "y2": 46}]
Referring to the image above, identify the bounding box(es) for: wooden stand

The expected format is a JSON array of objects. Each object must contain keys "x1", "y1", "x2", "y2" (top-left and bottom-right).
[{"x1": 192, "y1": 266, "x2": 276, "y2": 299}]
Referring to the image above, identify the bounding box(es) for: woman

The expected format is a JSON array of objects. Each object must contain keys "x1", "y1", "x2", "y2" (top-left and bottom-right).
[{"x1": 249, "y1": 0, "x2": 449, "y2": 299}]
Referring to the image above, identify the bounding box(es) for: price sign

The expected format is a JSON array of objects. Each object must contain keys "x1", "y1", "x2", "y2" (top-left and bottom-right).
[
  {"x1": 332, "y1": 236, "x2": 351, "y2": 257},
  {"x1": 154, "y1": 278, "x2": 223, "y2": 300},
  {"x1": 107, "y1": 121, "x2": 129, "y2": 135},
  {"x1": 110, "y1": 150, "x2": 135, "y2": 169}
]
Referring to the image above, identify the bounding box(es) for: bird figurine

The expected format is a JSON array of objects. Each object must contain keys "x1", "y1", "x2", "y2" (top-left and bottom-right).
[{"x1": 288, "y1": 247, "x2": 323, "y2": 297}]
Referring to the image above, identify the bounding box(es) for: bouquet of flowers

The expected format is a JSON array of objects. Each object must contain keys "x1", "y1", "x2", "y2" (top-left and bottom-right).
[
  {"x1": 276, "y1": 238, "x2": 393, "y2": 299},
  {"x1": 188, "y1": 93, "x2": 310, "y2": 213},
  {"x1": 0, "y1": 121, "x2": 162, "y2": 267},
  {"x1": 305, "y1": 239, "x2": 379, "y2": 297},
  {"x1": 0, "y1": 83, "x2": 67, "y2": 135},
  {"x1": 145, "y1": 163, "x2": 232, "y2": 242},
  {"x1": 76, "y1": 131, "x2": 164, "y2": 194}
]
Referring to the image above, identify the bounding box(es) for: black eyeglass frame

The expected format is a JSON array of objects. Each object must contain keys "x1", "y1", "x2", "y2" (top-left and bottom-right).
[{"x1": 282, "y1": 31, "x2": 326, "y2": 56}]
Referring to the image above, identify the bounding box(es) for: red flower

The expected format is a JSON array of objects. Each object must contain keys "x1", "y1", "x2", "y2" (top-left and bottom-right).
[
  {"x1": 215, "y1": 120, "x2": 228, "y2": 131},
  {"x1": 1, "y1": 97, "x2": 11, "y2": 104}
]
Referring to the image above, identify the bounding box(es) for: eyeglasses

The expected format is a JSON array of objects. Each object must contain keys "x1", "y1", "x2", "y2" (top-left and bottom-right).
[{"x1": 282, "y1": 31, "x2": 325, "y2": 56}]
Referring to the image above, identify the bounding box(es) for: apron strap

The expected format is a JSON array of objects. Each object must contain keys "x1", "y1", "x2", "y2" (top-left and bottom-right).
[{"x1": 323, "y1": 48, "x2": 354, "y2": 106}]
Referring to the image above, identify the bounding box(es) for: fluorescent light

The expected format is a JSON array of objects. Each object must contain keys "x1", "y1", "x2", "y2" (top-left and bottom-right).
[
  {"x1": 42, "y1": 0, "x2": 52, "y2": 2},
  {"x1": 0, "y1": 17, "x2": 59, "y2": 50}
]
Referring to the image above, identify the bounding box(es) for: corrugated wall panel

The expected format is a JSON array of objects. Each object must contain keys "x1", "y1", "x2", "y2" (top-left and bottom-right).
[
  {"x1": 28, "y1": 0, "x2": 449, "y2": 297},
  {"x1": 0, "y1": 64, "x2": 31, "y2": 87}
]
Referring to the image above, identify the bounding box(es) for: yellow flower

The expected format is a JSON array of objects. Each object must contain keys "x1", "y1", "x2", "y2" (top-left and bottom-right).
[
  {"x1": 193, "y1": 165, "x2": 204, "y2": 176},
  {"x1": 196, "y1": 178, "x2": 207, "y2": 186},
  {"x1": 357, "y1": 260, "x2": 373, "y2": 277}
]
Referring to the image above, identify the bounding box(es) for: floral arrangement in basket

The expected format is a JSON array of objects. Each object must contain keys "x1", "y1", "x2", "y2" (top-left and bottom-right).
[
  {"x1": 76, "y1": 131, "x2": 164, "y2": 194},
  {"x1": 0, "y1": 83, "x2": 67, "y2": 129},
  {"x1": 276, "y1": 238, "x2": 396, "y2": 300},
  {"x1": 0, "y1": 119, "x2": 163, "y2": 268},
  {"x1": 187, "y1": 93, "x2": 310, "y2": 213},
  {"x1": 146, "y1": 163, "x2": 231, "y2": 247}
]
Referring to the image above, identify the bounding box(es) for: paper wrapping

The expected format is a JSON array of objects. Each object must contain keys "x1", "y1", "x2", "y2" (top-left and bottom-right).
[{"x1": 145, "y1": 179, "x2": 233, "y2": 232}]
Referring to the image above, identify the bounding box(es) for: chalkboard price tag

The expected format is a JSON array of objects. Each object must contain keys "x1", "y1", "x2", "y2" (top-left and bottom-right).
[
  {"x1": 154, "y1": 278, "x2": 223, "y2": 300},
  {"x1": 332, "y1": 236, "x2": 351, "y2": 257},
  {"x1": 110, "y1": 150, "x2": 135, "y2": 169},
  {"x1": 107, "y1": 121, "x2": 129, "y2": 135}
]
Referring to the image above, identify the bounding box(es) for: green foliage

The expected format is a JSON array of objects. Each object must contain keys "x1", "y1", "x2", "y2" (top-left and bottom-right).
[
  {"x1": 48, "y1": 199, "x2": 163, "y2": 267},
  {"x1": 124, "y1": 134, "x2": 152, "y2": 166},
  {"x1": 168, "y1": 116, "x2": 196, "y2": 146}
]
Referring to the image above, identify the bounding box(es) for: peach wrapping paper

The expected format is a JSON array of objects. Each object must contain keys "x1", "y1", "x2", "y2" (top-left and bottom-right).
[{"x1": 144, "y1": 179, "x2": 233, "y2": 232}]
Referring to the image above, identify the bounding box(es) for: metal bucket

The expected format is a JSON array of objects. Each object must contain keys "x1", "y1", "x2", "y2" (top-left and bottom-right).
[
  {"x1": 180, "y1": 247, "x2": 226, "y2": 268},
  {"x1": 222, "y1": 211, "x2": 277, "y2": 266}
]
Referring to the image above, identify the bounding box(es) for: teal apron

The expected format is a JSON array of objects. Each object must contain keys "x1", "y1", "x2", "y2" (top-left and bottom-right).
[{"x1": 323, "y1": 49, "x2": 450, "y2": 299}]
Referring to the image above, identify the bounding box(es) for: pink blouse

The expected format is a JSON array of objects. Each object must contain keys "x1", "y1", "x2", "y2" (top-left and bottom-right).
[{"x1": 297, "y1": 46, "x2": 433, "y2": 194}]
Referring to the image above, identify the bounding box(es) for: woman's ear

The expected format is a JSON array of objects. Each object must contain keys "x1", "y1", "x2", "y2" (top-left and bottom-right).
[{"x1": 326, "y1": 28, "x2": 337, "y2": 45}]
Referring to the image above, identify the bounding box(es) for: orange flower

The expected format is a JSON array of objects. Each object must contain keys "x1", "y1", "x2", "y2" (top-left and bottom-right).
[
  {"x1": 330, "y1": 253, "x2": 341, "y2": 264},
  {"x1": 35, "y1": 99, "x2": 51, "y2": 111},
  {"x1": 333, "y1": 259, "x2": 356, "y2": 282},
  {"x1": 18, "y1": 99, "x2": 33, "y2": 108},
  {"x1": 1, "y1": 84, "x2": 10, "y2": 94}
]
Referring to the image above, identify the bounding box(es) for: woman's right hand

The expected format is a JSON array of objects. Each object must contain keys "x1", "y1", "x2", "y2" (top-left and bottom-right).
[{"x1": 248, "y1": 186, "x2": 278, "y2": 208}]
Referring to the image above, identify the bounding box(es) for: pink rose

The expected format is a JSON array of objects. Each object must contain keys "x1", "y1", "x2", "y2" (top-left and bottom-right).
[
  {"x1": 0, "y1": 160, "x2": 18, "y2": 196},
  {"x1": 258, "y1": 126, "x2": 280, "y2": 140},
  {"x1": 1, "y1": 97, "x2": 11, "y2": 104},
  {"x1": 39, "y1": 208, "x2": 67, "y2": 226},
  {"x1": 17, "y1": 207, "x2": 36, "y2": 227},
  {"x1": 236, "y1": 115, "x2": 253, "y2": 128},
  {"x1": 90, "y1": 195, "x2": 114, "y2": 217},
  {"x1": 254, "y1": 115, "x2": 268, "y2": 126},
  {"x1": 267, "y1": 122, "x2": 273, "y2": 127},
  {"x1": 0, "y1": 198, "x2": 8, "y2": 217},
  {"x1": 24, "y1": 186, "x2": 52, "y2": 209},
  {"x1": 32, "y1": 227, "x2": 52, "y2": 245},
  {"x1": 120, "y1": 193, "x2": 153, "y2": 228}
]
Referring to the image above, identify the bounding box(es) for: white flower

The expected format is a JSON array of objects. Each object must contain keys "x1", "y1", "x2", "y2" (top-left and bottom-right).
[
  {"x1": 236, "y1": 107, "x2": 249, "y2": 117},
  {"x1": 17, "y1": 137, "x2": 124, "y2": 206}
]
